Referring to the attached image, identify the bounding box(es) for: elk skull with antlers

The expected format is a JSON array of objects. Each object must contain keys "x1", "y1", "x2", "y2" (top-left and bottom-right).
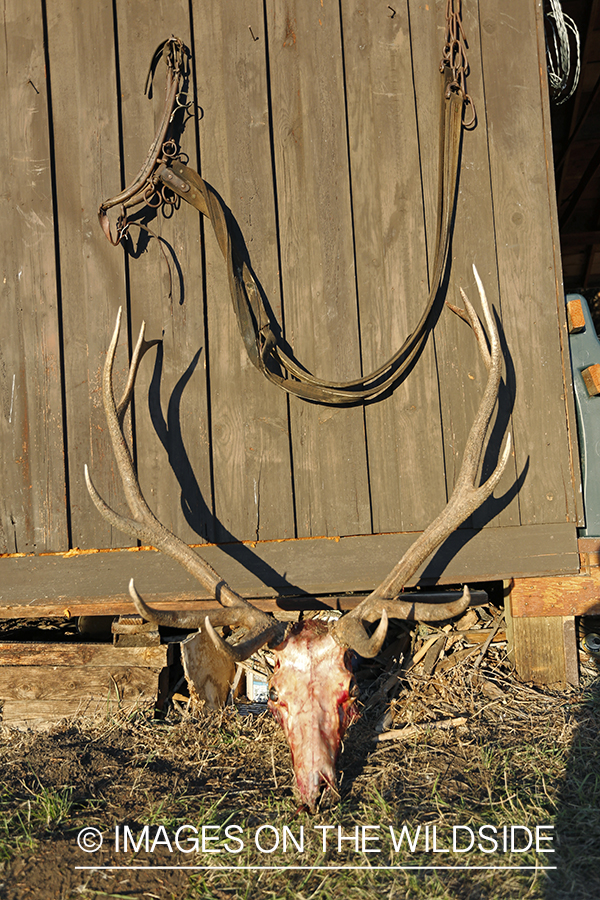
[{"x1": 85, "y1": 265, "x2": 510, "y2": 812}]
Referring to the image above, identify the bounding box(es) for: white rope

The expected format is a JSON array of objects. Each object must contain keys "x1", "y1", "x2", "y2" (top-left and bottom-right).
[{"x1": 545, "y1": 0, "x2": 581, "y2": 105}]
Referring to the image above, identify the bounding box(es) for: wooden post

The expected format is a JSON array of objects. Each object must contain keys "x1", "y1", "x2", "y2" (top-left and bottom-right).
[
  {"x1": 505, "y1": 599, "x2": 579, "y2": 686},
  {"x1": 504, "y1": 561, "x2": 600, "y2": 686}
]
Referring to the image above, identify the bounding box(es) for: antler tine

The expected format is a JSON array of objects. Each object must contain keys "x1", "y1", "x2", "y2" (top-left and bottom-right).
[
  {"x1": 127, "y1": 580, "x2": 281, "y2": 650},
  {"x1": 333, "y1": 266, "x2": 511, "y2": 655},
  {"x1": 115, "y1": 310, "x2": 156, "y2": 425},
  {"x1": 85, "y1": 309, "x2": 279, "y2": 636}
]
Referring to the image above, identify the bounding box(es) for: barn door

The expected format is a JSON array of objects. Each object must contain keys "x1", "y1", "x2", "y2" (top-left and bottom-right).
[{"x1": 0, "y1": 1, "x2": 581, "y2": 617}]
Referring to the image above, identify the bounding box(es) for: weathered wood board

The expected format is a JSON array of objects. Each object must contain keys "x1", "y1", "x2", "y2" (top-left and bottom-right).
[
  {"x1": 0, "y1": 0, "x2": 67, "y2": 554},
  {"x1": 0, "y1": 665, "x2": 160, "y2": 702},
  {"x1": 0, "y1": 1, "x2": 582, "y2": 613},
  {"x1": 0, "y1": 640, "x2": 171, "y2": 728},
  {"x1": 1, "y1": 701, "x2": 144, "y2": 729},
  {"x1": 511, "y1": 568, "x2": 600, "y2": 618},
  {"x1": 0, "y1": 643, "x2": 169, "y2": 666},
  {"x1": 0, "y1": 521, "x2": 579, "y2": 618},
  {"x1": 504, "y1": 607, "x2": 579, "y2": 686}
]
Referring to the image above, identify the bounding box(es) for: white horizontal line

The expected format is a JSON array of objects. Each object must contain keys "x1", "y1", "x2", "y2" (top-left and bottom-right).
[{"x1": 75, "y1": 865, "x2": 557, "y2": 872}]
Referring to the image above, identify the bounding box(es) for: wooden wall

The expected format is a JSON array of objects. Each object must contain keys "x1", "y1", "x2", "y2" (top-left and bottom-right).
[{"x1": 0, "y1": 0, "x2": 583, "y2": 613}]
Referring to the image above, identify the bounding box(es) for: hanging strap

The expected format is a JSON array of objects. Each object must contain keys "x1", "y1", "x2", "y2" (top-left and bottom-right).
[{"x1": 99, "y1": 24, "x2": 468, "y2": 405}]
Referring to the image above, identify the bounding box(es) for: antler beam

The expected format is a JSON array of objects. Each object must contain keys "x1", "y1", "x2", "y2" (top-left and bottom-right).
[
  {"x1": 332, "y1": 265, "x2": 511, "y2": 656},
  {"x1": 84, "y1": 308, "x2": 283, "y2": 650}
]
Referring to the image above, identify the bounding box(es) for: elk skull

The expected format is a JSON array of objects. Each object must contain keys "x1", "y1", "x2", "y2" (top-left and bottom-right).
[
  {"x1": 85, "y1": 265, "x2": 510, "y2": 811},
  {"x1": 267, "y1": 621, "x2": 359, "y2": 811}
]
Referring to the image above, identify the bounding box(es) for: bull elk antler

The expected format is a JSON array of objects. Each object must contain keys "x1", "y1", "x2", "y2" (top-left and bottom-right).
[
  {"x1": 85, "y1": 264, "x2": 510, "y2": 810},
  {"x1": 84, "y1": 309, "x2": 285, "y2": 655}
]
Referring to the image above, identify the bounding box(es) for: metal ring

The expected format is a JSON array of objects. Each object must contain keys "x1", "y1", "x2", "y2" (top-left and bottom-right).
[
  {"x1": 116, "y1": 215, "x2": 129, "y2": 243},
  {"x1": 175, "y1": 91, "x2": 192, "y2": 110},
  {"x1": 144, "y1": 183, "x2": 162, "y2": 208},
  {"x1": 462, "y1": 94, "x2": 477, "y2": 128},
  {"x1": 160, "y1": 184, "x2": 178, "y2": 206}
]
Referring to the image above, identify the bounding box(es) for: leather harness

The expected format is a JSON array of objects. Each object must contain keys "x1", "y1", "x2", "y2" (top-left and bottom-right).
[{"x1": 99, "y1": 9, "x2": 471, "y2": 406}]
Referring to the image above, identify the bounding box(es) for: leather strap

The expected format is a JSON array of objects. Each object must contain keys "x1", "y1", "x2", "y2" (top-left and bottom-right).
[{"x1": 99, "y1": 45, "x2": 465, "y2": 405}]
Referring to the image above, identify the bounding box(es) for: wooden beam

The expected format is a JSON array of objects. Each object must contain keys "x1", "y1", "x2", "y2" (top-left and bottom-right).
[
  {"x1": 567, "y1": 297, "x2": 586, "y2": 332},
  {"x1": 561, "y1": 231, "x2": 600, "y2": 249},
  {"x1": 0, "y1": 666, "x2": 162, "y2": 702},
  {"x1": 505, "y1": 587, "x2": 579, "y2": 686},
  {"x1": 0, "y1": 522, "x2": 579, "y2": 618},
  {"x1": 0, "y1": 642, "x2": 171, "y2": 667},
  {"x1": 0, "y1": 590, "x2": 488, "y2": 621},
  {"x1": 506, "y1": 613, "x2": 578, "y2": 686},
  {"x1": 510, "y1": 568, "x2": 600, "y2": 617},
  {"x1": 513, "y1": 616, "x2": 577, "y2": 684},
  {"x1": 0, "y1": 699, "x2": 155, "y2": 729}
]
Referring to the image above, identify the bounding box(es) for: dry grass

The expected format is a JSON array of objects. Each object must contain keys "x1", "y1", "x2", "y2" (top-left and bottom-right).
[{"x1": 0, "y1": 604, "x2": 599, "y2": 899}]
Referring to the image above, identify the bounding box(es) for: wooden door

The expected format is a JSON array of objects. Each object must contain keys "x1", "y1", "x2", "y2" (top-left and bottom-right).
[{"x1": 0, "y1": 1, "x2": 582, "y2": 617}]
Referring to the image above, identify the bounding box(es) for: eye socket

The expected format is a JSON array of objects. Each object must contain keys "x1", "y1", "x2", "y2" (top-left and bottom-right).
[{"x1": 269, "y1": 687, "x2": 279, "y2": 702}]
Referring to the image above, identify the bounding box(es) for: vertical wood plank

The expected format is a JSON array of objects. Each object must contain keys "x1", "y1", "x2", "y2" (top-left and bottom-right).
[
  {"x1": 533, "y1": 0, "x2": 583, "y2": 527},
  {"x1": 113, "y1": 3, "x2": 215, "y2": 546},
  {"x1": 444, "y1": 0, "x2": 505, "y2": 532},
  {"x1": 0, "y1": 0, "x2": 67, "y2": 553},
  {"x1": 266, "y1": 0, "x2": 371, "y2": 538},
  {"x1": 479, "y1": 0, "x2": 575, "y2": 526},
  {"x1": 409, "y1": 0, "x2": 519, "y2": 538},
  {"x1": 508, "y1": 612, "x2": 577, "y2": 687},
  {"x1": 441, "y1": 0, "x2": 518, "y2": 531},
  {"x1": 340, "y1": 0, "x2": 446, "y2": 533},
  {"x1": 45, "y1": 0, "x2": 130, "y2": 549},
  {"x1": 191, "y1": 0, "x2": 295, "y2": 543}
]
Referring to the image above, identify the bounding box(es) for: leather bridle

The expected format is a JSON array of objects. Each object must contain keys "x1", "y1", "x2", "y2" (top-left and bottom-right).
[{"x1": 99, "y1": 6, "x2": 472, "y2": 405}]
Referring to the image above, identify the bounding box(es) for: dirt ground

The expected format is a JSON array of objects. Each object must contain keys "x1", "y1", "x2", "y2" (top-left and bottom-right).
[{"x1": 0, "y1": 711, "x2": 293, "y2": 899}]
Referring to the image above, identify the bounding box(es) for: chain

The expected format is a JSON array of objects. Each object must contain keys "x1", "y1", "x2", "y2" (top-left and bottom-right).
[
  {"x1": 440, "y1": 0, "x2": 476, "y2": 127},
  {"x1": 98, "y1": 37, "x2": 190, "y2": 245}
]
